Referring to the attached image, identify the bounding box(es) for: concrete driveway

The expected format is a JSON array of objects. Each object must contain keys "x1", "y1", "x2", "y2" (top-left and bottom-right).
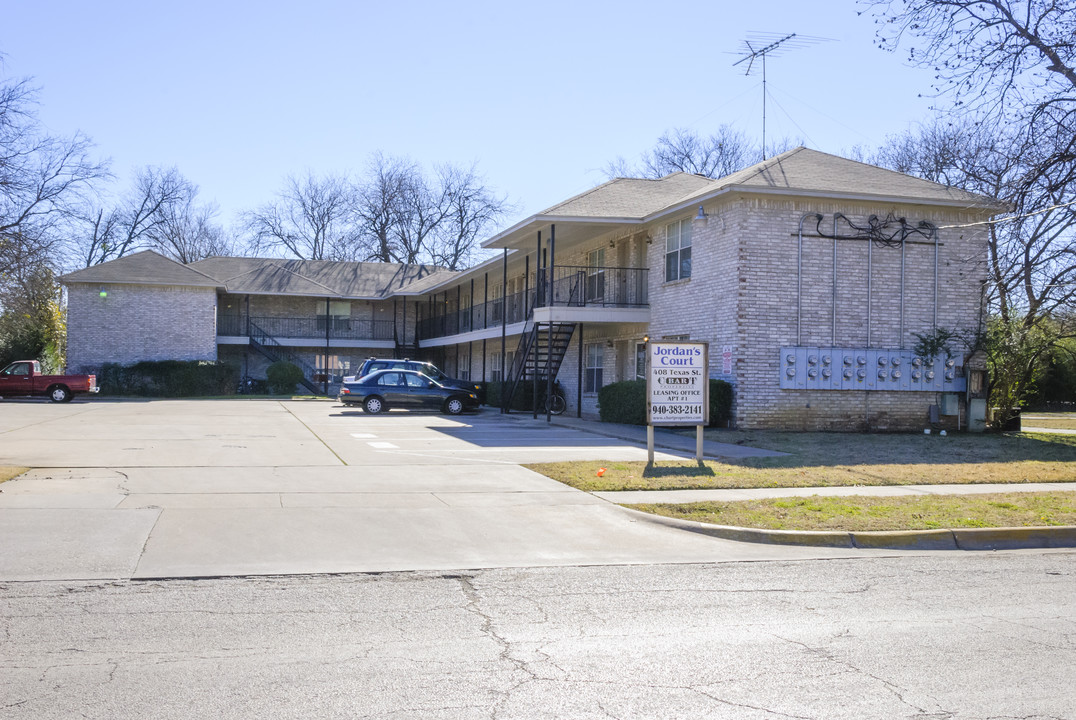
[{"x1": 0, "y1": 398, "x2": 884, "y2": 580}]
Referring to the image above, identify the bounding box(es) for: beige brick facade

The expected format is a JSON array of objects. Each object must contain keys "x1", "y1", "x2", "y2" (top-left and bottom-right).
[{"x1": 66, "y1": 283, "x2": 218, "y2": 373}]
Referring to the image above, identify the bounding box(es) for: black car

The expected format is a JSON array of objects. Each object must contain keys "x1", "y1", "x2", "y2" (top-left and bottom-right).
[
  {"x1": 339, "y1": 369, "x2": 479, "y2": 415},
  {"x1": 349, "y1": 358, "x2": 482, "y2": 396}
]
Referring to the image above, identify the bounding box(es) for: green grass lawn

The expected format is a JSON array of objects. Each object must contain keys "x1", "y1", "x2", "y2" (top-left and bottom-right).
[
  {"x1": 526, "y1": 431, "x2": 1076, "y2": 492},
  {"x1": 628, "y1": 491, "x2": 1076, "y2": 532}
]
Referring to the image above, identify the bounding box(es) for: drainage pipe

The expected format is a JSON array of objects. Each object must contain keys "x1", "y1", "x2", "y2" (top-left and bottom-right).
[{"x1": 796, "y1": 213, "x2": 819, "y2": 346}]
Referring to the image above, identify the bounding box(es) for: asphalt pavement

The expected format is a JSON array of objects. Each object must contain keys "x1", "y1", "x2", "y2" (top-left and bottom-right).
[{"x1": 1, "y1": 398, "x2": 1071, "y2": 582}]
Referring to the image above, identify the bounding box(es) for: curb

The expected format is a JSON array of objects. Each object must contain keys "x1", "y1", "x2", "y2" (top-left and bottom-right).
[{"x1": 620, "y1": 506, "x2": 1076, "y2": 551}]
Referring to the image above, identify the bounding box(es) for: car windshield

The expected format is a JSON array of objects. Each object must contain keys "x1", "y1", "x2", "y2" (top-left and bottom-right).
[{"x1": 422, "y1": 366, "x2": 448, "y2": 381}]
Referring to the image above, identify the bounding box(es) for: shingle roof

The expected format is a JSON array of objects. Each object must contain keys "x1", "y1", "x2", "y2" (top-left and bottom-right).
[
  {"x1": 678, "y1": 146, "x2": 997, "y2": 210},
  {"x1": 59, "y1": 250, "x2": 222, "y2": 287},
  {"x1": 538, "y1": 173, "x2": 715, "y2": 219},
  {"x1": 188, "y1": 257, "x2": 457, "y2": 298}
]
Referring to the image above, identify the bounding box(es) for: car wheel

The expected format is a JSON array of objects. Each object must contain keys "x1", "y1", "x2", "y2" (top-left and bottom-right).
[
  {"x1": 444, "y1": 397, "x2": 465, "y2": 415},
  {"x1": 49, "y1": 385, "x2": 71, "y2": 403},
  {"x1": 363, "y1": 396, "x2": 384, "y2": 414}
]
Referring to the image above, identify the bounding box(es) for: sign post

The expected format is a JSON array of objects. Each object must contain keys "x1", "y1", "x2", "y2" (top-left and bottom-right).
[{"x1": 646, "y1": 341, "x2": 709, "y2": 464}]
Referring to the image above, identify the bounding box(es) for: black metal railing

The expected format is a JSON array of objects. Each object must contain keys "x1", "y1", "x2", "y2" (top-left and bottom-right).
[
  {"x1": 416, "y1": 266, "x2": 648, "y2": 340},
  {"x1": 537, "y1": 266, "x2": 648, "y2": 308},
  {"x1": 217, "y1": 315, "x2": 394, "y2": 341}
]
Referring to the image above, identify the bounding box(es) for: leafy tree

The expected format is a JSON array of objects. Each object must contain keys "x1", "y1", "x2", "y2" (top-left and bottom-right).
[{"x1": 0, "y1": 262, "x2": 65, "y2": 371}]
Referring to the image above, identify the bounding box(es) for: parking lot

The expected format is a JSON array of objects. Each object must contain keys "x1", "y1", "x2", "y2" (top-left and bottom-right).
[{"x1": 0, "y1": 398, "x2": 883, "y2": 580}]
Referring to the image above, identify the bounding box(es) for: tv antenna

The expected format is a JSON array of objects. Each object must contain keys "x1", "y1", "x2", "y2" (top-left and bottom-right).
[{"x1": 733, "y1": 32, "x2": 830, "y2": 156}]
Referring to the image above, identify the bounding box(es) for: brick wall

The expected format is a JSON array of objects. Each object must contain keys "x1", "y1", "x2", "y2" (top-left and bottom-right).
[
  {"x1": 67, "y1": 283, "x2": 217, "y2": 372},
  {"x1": 728, "y1": 197, "x2": 989, "y2": 430}
]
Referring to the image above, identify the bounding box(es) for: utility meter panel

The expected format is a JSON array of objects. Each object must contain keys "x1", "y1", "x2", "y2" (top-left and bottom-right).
[{"x1": 779, "y1": 347, "x2": 966, "y2": 393}]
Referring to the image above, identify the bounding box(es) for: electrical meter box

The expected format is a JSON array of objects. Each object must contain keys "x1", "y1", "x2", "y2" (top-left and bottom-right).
[{"x1": 939, "y1": 393, "x2": 959, "y2": 416}]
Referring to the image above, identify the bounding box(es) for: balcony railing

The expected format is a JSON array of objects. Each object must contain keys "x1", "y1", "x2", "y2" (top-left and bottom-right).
[
  {"x1": 218, "y1": 315, "x2": 395, "y2": 341},
  {"x1": 417, "y1": 266, "x2": 648, "y2": 340}
]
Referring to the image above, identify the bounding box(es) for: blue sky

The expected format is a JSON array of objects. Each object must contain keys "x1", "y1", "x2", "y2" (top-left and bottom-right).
[{"x1": 1, "y1": 0, "x2": 937, "y2": 231}]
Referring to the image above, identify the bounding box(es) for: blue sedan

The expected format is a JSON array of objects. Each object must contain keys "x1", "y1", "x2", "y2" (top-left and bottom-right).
[{"x1": 339, "y1": 369, "x2": 480, "y2": 415}]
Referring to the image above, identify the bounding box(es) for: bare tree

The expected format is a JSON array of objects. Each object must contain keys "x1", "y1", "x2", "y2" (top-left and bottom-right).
[
  {"x1": 868, "y1": 119, "x2": 1076, "y2": 421},
  {"x1": 864, "y1": 0, "x2": 1076, "y2": 176},
  {"x1": 352, "y1": 155, "x2": 510, "y2": 268},
  {"x1": 76, "y1": 166, "x2": 193, "y2": 266},
  {"x1": 1, "y1": 78, "x2": 108, "y2": 276},
  {"x1": 244, "y1": 172, "x2": 359, "y2": 260},
  {"x1": 605, "y1": 125, "x2": 791, "y2": 180},
  {"x1": 429, "y1": 163, "x2": 511, "y2": 270},
  {"x1": 354, "y1": 153, "x2": 413, "y2": 263},
  {"x1": 868, "y1": 120, "x2": 1075, "y2": 327},
  {"x1": 149, "y1": 196, "x2": 232, "y2": 264}
]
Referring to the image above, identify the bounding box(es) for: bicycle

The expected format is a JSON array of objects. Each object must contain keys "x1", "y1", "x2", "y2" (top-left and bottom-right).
[{"x1": 545, "y1": 383, "x2": 567, "y2": 415}]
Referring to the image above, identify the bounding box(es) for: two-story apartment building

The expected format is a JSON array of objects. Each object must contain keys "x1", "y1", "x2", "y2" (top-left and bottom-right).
[{"x1": 61, "y1": 148, "x2": 999, "y2": 429}]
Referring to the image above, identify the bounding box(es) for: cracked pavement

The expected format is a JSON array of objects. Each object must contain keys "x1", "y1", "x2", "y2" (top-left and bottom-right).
[{"x1": 3, "y1": 554, "x2": 1074, "y2": 719}]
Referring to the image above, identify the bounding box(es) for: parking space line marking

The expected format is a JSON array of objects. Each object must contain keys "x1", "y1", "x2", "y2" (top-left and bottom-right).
[
  {"x1": 368, "y1": 441, "x2": 399, "y2": 449},
  {"x1": 350, "y1": 433, "x2": 377, "y2": 438}
]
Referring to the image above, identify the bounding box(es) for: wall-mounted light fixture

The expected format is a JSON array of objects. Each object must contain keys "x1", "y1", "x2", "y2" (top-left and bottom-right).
[
  {"x1": 696, "y1": 205, "x2": 707, "y2": 220},
  {"x1": 98, "y1": 289, "x2": 108, "y2": 298}
]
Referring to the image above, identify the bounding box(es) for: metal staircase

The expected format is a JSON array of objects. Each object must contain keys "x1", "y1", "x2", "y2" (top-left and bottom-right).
[
  {"x1": 248, "y1": 320, "x2": 323, "y2": 395},
  {"x1": 501, "y1": 321, "x2": 576, "y2": 413}
]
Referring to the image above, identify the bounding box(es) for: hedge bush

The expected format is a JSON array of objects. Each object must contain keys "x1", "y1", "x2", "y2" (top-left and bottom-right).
[
  {"x1": 97, "y1": 360, "x2": 239, "y2": 397},
  {"x1": 266, "y1": 361, "x2": 305, "y2": 395},
  {"x1": 597, "y1": 380, "x2": 648, "y2": 425},
  {"x1": 598, "y1": 378, "x2": 733, "y2": 427}
]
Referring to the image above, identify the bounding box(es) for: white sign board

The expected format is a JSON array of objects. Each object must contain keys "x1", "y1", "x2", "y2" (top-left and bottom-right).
[{"x1": 647, "y1": 341, "x2": 709, "y2": 426}]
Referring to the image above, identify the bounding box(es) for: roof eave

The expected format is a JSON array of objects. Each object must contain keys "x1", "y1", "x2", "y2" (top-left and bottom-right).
[
  {"x1": 646, "y1": 185, "x2": 1006, "y2": 221},
  {"x1": 482, "y1": 214, "x2": 645, "y2": 249}
]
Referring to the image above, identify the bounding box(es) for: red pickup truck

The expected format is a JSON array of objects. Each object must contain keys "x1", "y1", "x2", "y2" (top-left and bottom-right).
[{"x1": 0, "y1": 360, "x2": 99, "y2": 402}]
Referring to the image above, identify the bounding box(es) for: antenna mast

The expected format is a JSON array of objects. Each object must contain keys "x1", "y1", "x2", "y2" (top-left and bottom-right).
[{"x1": 733, "y1": 32, "x2": 828, "y2": 157}]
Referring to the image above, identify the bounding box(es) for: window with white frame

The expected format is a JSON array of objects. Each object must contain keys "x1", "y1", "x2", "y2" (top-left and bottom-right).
[
  {"x1": 490, "y1": 352, "x2": 503, "y2": 382},
  {"x1": 665, "y1": 220, "x2": 692, "y2": 282},
  {"x1": 584, "y1": 343, "x2": 604, "y2": 393},
  {"x1": 586, "y1": 248, "x2": 605, "y2": 301}
]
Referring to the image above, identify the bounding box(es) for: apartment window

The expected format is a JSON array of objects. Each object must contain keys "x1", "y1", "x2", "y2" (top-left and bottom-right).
[
  {"x1": 317, "y1": 301, "x2": 351, "y2": 332},
  {"x1": 490, "y1": 353, "x2": 503, "y2": 382},
  {"x1": 315, "y1": 354, "x2": 343, "y2": 383},
  {"x1": 586, "y1": 248, "x2": 605, "y2": 301},
  {"x1": 584, "y1": 343, "x2": 604, "y2": 393},
  {"x1": 635, "y1": 342, "x2": 646, "y2": 380},
  {"x1": 665, "y1": 220, "x2": 692, "y2": 282}
]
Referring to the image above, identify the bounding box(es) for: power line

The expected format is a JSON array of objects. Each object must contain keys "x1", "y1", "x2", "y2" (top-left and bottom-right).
[{"x1": 937, "y1": 198, "x2": 1076, "y2": 229}]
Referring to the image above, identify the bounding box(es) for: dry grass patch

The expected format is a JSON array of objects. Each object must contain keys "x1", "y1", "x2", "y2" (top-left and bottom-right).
[
  {"x1": 628, "y1": 491, "x2": 1076, "y2": 532},
  {"x1": 1021, "y1": 413, "x2": 1076, "y2": 430},
  {"x1": 526, "y1": 431, "x2": 1076, "y2": 491},
  {"x1": 0, "y1": 466, "x2": 28, "y2": 484}
]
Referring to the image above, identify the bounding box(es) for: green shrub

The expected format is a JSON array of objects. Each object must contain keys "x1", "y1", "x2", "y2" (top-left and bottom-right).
[
  {"x1": 708, "y1": 378, "x2": 733, "y2": 426},
  {"x1": 598, "y1": 380, "x2": 647, "y2": 425},
  {"x1": 598, "y1": 378, "x2": 733, "y2": 427},
  {"x1": 266, "y1": 361, "x2": 305, "y2": 395},
  {"x1": 97, "y1": 360, "x2": 238, "y2": 397}
]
